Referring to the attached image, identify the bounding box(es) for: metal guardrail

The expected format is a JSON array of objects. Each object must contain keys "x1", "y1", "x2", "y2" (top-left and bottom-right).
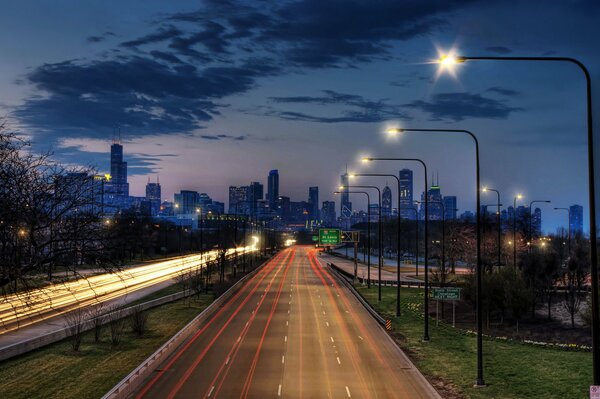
[{"x1": 101, "y1": 254, "x2": 274, "y2": 399}]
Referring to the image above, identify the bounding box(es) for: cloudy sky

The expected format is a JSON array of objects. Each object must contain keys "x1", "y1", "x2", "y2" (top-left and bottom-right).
[{"x1": 1, "y1": 0, "x2": 599, "y2": 232}]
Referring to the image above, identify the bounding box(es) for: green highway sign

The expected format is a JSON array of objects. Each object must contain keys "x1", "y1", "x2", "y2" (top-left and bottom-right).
[
  {"x1": 319, "y1": 229, "x2": 340, "y2": 245},
  {"x1": 432, "y1": 287, "x2": 461, "y2": 301},
  {"x1": 311, "y1": 235, "x2": 319, "y2": 242}
]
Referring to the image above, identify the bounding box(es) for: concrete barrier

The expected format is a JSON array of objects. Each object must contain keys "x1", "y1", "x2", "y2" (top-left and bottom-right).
[{"x1": 101, "y1": 255, "x2": 274, "y2": 399}]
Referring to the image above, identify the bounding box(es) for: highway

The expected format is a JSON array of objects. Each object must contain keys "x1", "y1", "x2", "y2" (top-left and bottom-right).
[
  {"x1": 0, "y1": 244, "x2": 257, "y2": 334},
  {"x1": 135, "y1": 246, "x2": 439, "y2": 399}
]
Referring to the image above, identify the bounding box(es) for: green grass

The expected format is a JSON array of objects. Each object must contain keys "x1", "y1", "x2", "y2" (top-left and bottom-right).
[
  {"x1": 0, "y1": 294, "x2": 213, "y2": 399},
  {"x1": 356, "y1": 285, "x2": 591, "y2": 399}
]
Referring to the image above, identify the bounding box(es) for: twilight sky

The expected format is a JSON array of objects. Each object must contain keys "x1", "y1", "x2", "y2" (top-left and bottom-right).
[{"x1": 1, "y1": 0, "x2": 599, "y2": 233}]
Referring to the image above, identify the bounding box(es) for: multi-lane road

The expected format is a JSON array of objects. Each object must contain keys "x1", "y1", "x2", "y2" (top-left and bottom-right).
[{"x1": 135, "y1": 246, "x2": 439, "y2": 399}]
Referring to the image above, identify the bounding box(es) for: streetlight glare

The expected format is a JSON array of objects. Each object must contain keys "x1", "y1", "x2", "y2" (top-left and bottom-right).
[
  {"x1": 386, "y1": 127, "x2": 404, "y2": 135},
  {"x1": 361, "y1": 157, "x2": 371, "y2": 163},
  {"x1": 438, "y1": 54, "x2": 465, "y2": 65}
]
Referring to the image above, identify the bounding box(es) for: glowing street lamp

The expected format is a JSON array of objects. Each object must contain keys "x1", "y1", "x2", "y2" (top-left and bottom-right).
[{"x1": 436, "y1": 52, "x2": 600, "y2": 384}]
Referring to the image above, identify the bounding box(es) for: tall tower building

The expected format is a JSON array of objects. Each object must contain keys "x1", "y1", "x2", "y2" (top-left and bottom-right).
[
  {"x1": 229, "y1": 186, "x2": 249, "y2": 214},
  {"x1": 382, "y1": 185, "x2": 392, "y2": 218},
  {"x1": 308, "y1": 186, "x2": 319, "y2": 219},
  {"x1": 321, "y1": 201, "x2": 336, "y2": 226},
  {"x1": 267, "y1": 170, "x2": 279, "y2": 208},
  {"x1": 145, "y1": 177, "x2": 161, "y2": 216},
  {"x1": 109, "y1": 139, "x2": 129, "y2": 197},
  {"x1": 340, "y1": 173, "x2": 352, "y2": 219},
  {"x1": 399, "y1": 169, "x2": 414, "y2": 219},
  {"x1": 443, "y1": 196, "x2": 457, "y2": 220},
  {"x1": 569, "y1": 204, "x2": 584, "y2": 234},
  {"x1": 248, "y1": 182, "x2": 264, "y2": 214}
]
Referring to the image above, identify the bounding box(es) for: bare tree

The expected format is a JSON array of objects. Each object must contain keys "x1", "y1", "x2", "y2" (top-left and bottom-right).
[
  {"x1": 64, "y1": 308, "x2": 87, "y2": 352},
  {"x1": 108, "y1": 306, "x2": 126, "y2": 346},
  {"x1": 129, "y1": 305, "x2": 149, "y2": 336}
]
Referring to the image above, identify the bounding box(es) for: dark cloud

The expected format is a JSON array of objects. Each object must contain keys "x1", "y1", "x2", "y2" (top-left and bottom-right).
[
  {"x1": 486, "y1": 86, "x2": 520, "y2": 97},
  {"x1": 485, "y1": 46, "x2": 512, "y2": 54},
  {"x1": 149, "y1": 50, "x2": 183, "y2": 64},
  {"x1": 405, "y1": 92, "x2": 522, "y2": 121},
  {"x1": 265, "y1": 90, "x2": 411, "y2": 123},
  {"x1": 200, "y1": 134, "x2": 247, "y2": 141},
  {"x1": 143, "y1": 0, "x2": 476, "y2": 68},
  {"x1": 121, "y1": 25, "x2": 182, "y2": 48},
  {"x1": 86, "y1": 31, "x2": 116, "y2": 43},
  {"x1": 16, "y1": 56, "x2": 279, "y2": 144}
]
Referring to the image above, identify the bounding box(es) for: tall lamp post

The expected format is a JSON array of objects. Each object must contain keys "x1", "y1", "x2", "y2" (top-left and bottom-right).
[
  {"x1": 342, "y1": 184, "x2": 382, "y2": 301},
  {"x1": 482, "y1": 187, "x2": 502, "y2": 268},
  {"x1": 554, "y1": 207, "x2": 572, "y2": 256},
  {"x1": 528, "y1": 200, "x2": 551, "y2": 251},
  {"x1": 335, "y1": 190, "x2": 371, "y2": 286},
  {"x1": 386, "y1": 127, "x2": 483, "y2": 385},
  {"x1": 363, "y1": 156, "x2": 430, "y2": 340},
  {"x1": 350, "y1": 173, "x2": 403, "y2": 316},
  {"x1": 438, "y1": 53, "x2": 599, "y2": 384}
]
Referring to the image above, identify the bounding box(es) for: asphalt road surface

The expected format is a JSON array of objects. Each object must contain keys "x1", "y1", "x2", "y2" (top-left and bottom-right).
[{"x1": 135, "y1": 245, "x2": 439, "y2": 399}]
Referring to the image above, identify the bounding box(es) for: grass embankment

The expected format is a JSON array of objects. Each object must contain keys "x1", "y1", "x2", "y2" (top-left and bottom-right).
[
  {"x1": 356, "y1": 285, "x2": 591, "y2": 399},
  {"x1": 0, "y1": 293, "x2": 213, "y2": 399}
]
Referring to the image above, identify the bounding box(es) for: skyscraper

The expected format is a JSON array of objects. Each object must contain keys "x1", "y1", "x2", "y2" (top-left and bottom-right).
[
  {"x1": 321, "y1": 201, "x2": 336, "y2": 226},
  {"x1": 248, "y1": 182, "x2": 264, "y2": 214},
  {"x1": 443, "y1": 196, "x2": 457, "y2": 220},
  {"x1": 532, "y1": 207, "x2": 542, "y2": 237},
  {"x1": 420, "y1": 181, "x2": 443, "y2": 221},
  {"x1": 108, "y1": 140, "x2": 128, "y2": 197},
  {"x1": 570, "y1": 204, "x2": 584, "y2": 234},
  {"x1": 145, "y1": 177, "x2": 161, "y2": 216},
  {"x1": 174, "y1": 190, "x2": 201, "y2": 214},
  {"x1": 308, "y1": 186, "x2": 319, "y2": 219},
  {"x1": 228, "y1": 186, "x2": 249, "y2": 214},
  {"x1": 340, "y1": 173, "x2": 352, "y2": 219},
  {"x1": 267, "y1": 170, "x2": 279, "y2": 208},
  {"x1": 399, "y1": 169, "x2": 414, "y2": 219},
  {"x1": 382, "y1": 185, "x2": 392, "y2": 218}
]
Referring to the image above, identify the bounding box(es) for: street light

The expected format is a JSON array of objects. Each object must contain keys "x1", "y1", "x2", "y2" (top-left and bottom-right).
[
  {"x1": 341, "y1": 184, "x2": 382, "y2": 301},
  {"x1": 335, "y1": 190, "x2": 371, "y2": 286},
  {"x1": 437, "y1": 53, "x2": 599, "y2": 384},
  {"x1": 513, "y1": 194, "x2": 524, "y2": 268},
  {"x1": 387, "y1": 126, "x2": 484, "y2": 385},
  {"x1": 482, "y1": 187, "x2": 502, "y2": 268},
  {"x1": 363, "y1": 156, "x2": 430, "y2": 340},
  {"x1": 351, "y1": 173, "x2": 403, "y2": 316},
  {"x1": 529, "y1": 200, "x2": 551, "y2": 252}
]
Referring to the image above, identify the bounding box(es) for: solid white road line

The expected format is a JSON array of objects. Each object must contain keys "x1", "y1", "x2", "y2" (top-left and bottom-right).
[{"x1": 345, "y1": 386, "x2": 351, "y2": 397}]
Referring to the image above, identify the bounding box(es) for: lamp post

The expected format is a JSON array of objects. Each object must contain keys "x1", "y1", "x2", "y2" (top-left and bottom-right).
[
  {"x1": 363, "y1": 156, "x2": 430, "y2": 340},
  {"x1": 350, "y1": 173, "x2": 402, "y2": 316},
  {"x1": 439, "y1": 53, "x2": 599, "y2": 384},
  {"x1": 342, "y1": 184, "x2": 382, "y2": 301},
  {"x1": 513, "y1": 194, "x2": 523, "y2": 268},
  {"x1": 386, "y1": 126, "x2": 483, "y2": 385},
  {"x1": 528, "y1": 200, "x2": 551, "y2": 251},
  {"x1": 482, "y1": 187, "x2": 502, "y2": 268},
  {"x1": 554, "y1": 207, "x2": 572, "y2": 256},
  {"x1": 335, "y1": 190, "x2": 371, "y2": 286}
]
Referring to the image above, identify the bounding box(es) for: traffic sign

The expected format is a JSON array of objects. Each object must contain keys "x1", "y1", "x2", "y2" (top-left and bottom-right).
[
  {"x1": 319, "y1": 229, "x2": 340, "y2": 245},
  {"x1": 591, "y1": 386, "x2": 600, "y2": 399},
  {"x1": 432, "y1": 287, "x2": 461, "y2": 300},
  {"x1": 311, "y1": 235, "x2": 318, "y2": 242}
]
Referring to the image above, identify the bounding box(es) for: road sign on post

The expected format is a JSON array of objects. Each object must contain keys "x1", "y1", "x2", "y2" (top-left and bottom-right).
[
  {"x1": 432, "y1": 287, "x2": 461, "y2": 300},
  {"x1": 319, "y1": 229, "x2": 340, "y2": 245}
]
